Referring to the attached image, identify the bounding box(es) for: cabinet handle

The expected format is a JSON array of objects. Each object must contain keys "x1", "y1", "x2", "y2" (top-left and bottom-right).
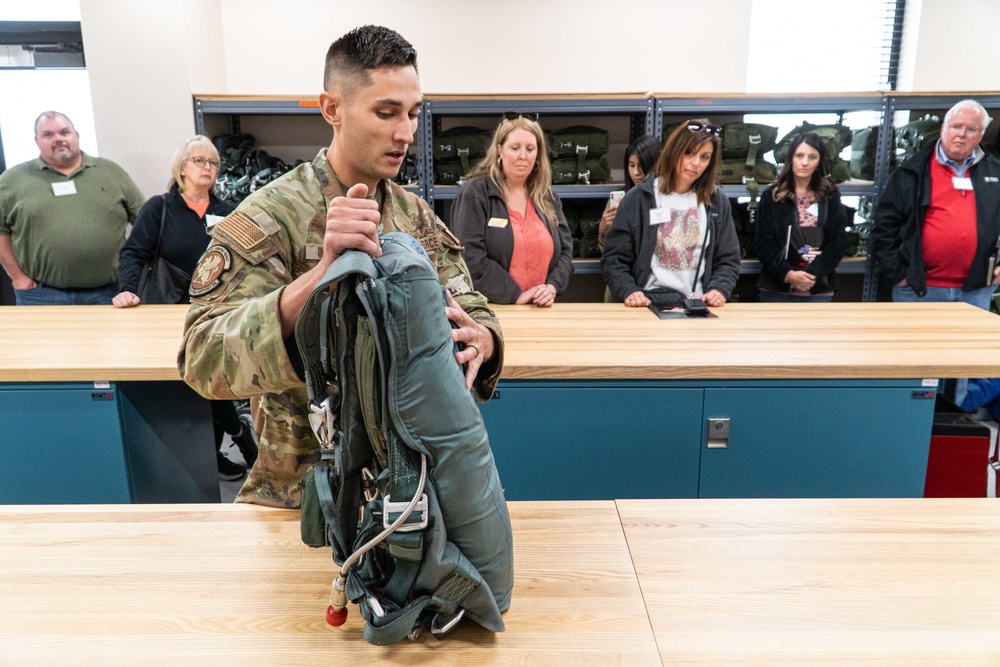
[{"x1": 706, "y1": 418, "x2": 730, "y2": 449}]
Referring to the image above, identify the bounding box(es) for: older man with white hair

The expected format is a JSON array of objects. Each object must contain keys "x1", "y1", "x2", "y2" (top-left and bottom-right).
[{"x1": 874, "y1": 99, "x2": 1000, "y2": 309}]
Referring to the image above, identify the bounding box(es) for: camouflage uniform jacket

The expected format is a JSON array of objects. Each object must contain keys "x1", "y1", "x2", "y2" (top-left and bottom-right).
[{"x1": 178, "y1": 149, "x2": 504, "y2": 508}]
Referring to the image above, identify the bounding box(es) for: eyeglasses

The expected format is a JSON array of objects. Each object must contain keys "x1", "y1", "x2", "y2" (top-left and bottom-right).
[
  {"x1": 188, "y1": 156, "x2": 221, "y2": 169},
  {"x1": 686, "y1": 121, "x2": 722, "y2": 137},
  {"x1": 947, "y1": 123, "x2": 984, "y2": 135},
  {"x1": 501, "y1": 112, "x2": 541, "y2": 122}
]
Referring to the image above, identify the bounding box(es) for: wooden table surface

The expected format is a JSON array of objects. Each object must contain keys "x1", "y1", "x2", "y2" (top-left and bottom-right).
[
  {"x1": 2, "y1": 301, "x2": 1000, "y2": 382},
  {"x1": 3, "y1": 499, "x2": 998, "y2": 665},
  {"x1": 0, "y1": 501, "x2": 659, "y2": 666},
  {"x1": 618, "y1": 498, "x2": 1000, "y2": 666}
]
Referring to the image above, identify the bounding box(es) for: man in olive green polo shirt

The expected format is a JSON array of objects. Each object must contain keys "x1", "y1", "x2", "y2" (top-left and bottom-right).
[{"x1": 0, "y1": 111, "x2": 145, "y2": 305}]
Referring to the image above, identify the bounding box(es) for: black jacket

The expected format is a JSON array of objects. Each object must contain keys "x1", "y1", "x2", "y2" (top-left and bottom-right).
[
  {"x1": 872, "y1": 143, "x2": 1000, "y2": 295},
  {"x1": 117, "y1": 185, "x2": 233, "y2": 295},
  {"x1": 754, "y1": 184, "x2": 849, "y2": 293},
  {"x1": 600, "y1": 174, "x2": 741, "y2": 306},
  {"x1": 450, "y1": 176, "x2": 574, "y2": 304}
]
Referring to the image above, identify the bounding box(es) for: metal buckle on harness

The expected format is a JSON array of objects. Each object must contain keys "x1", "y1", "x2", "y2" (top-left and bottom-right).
[
  {"x1": 430, "y1": 608, "x2": 465, "y2": 636},
  {"x1": 382, "y1": 494, "x2": 429, "y2": 532},
  {"x1": 361, "y1": 466, "x2": 379, "y2": 502},
  {"x1": 308, "y1": 397, "x2": 336, "y2": 449}
]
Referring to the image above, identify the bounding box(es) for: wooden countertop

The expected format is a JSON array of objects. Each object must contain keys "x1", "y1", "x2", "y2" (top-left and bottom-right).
[
  {"x1": 2, "y1": 302, "x2": 1000, "y2": 382},
  {"x1": 617, "y1": 498, "x2": 1000, "y2": 666},
  {"x1": 2, "y1": 499, "x2": 998, "y2": 665},
  {"x1": 492, "y1": 302, "x2": 1000, "y2": 380},
  {"x1": 0, "y1": 501, "x2": 658, "y2": 666}
]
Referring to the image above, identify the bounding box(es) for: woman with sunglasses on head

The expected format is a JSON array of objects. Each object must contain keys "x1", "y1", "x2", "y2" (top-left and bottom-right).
[
  {"x1": 754, "y1": 132, "x2": 848, "y2": 302},
  {"x1": 450, "y1": 115, "x2": 573, "y2": 307},
  {"x1": 598, "y1": 135, "x2": 663, "y2": 248},
  {"x1": 113, "y1": 136, "x2": 255, "y2": 482},
  {"x1": 601, "y1": 120, "x2": 740, "y2": 308}
]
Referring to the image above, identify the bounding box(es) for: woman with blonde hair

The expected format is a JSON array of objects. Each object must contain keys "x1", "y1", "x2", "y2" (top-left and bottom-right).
[
  {"x1": 450, "y1": 115, "x2": 573, "y2": 306},
  {"x1": 114, "y1": 135, "x2": 255, "y2": 481},
  {"x1": 601, "y1": 119, "x2": 740, "y2": 308}
]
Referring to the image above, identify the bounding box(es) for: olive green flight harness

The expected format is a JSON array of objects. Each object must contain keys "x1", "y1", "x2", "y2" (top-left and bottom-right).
[{"x1": 295, "y1": 232, "x2": 513, "y2": 645}]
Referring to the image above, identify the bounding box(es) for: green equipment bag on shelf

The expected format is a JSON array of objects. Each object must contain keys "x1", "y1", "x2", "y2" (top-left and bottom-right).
[
  {"x1": 546, "y1": 126, "x2": 610, "y2": 160},
  {"x1": 716, "y1": 158, "x2": 777, "y2": 185},
  {"x1": 295, "y1": 232, "x2": 513, "y2": 646},
  {"x1": 896, "y1": 114, "x2": 941, "y2": 160},
  {"x1": 577, "y1": 234, "x2": 602, "y2": 259},
  {"x1": 434, "y1": 159, "x2": 468, "y2": 185},
  {"x1": 774, "y1": 123, "x2": 853, "y2": 163},
  {"x1": 828, "y1": 157, "x2": 851, "y2": 184},
  {"x1": 720, "y1": 123, "x2": 778, "y2": 166},
  {"x1": 433, "y1": 126, "x2": 491, "y2": 174},
  {"x1": 850, "y1": 125, "x2": 881, "y2": 180},
  {"x1": 551, "y1": 157, "x2": 610, "y2": 185},
  {"x1": 571, "y1": 200, "x2": 605, "y2": 238}
]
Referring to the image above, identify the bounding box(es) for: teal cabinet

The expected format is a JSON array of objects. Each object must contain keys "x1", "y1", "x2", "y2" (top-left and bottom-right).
[
  {"x1": 479, "y1": 382, "x2": 704, "y2": 500},
  {"x1": 699, "y1": 384, "x2": 936, "y2": 498},
  {"x1": 0, "y1": 383, "x2": 132, "y2": 504},
  {"x1": 479, "y1": 379, "x2": 936, "y2": 500}
]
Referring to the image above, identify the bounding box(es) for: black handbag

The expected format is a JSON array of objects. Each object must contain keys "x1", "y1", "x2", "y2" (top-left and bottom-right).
[{"x1": 137, "y1": 197, "x2": 192, "y2": 305}]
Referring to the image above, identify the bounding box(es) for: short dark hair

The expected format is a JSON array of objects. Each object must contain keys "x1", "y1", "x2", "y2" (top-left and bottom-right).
[
  {"x1": 323, "y1": 25, "x2": 418, "y2": 96},
  {"x1": 624, "y1": 135, "x2": 662, "y2": 192}
]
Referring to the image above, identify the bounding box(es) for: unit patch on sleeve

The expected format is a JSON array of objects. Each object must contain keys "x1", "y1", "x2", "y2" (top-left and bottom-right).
[{"x1": 190, "y1": 245, "x2": 232, "y2": 296}]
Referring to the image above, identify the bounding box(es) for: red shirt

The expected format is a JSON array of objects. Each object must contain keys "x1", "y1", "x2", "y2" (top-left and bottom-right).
[
  {"x1": 508, "y1": 200, "x2": 554, "y2": 292},
  {"x1": 923, "y1": 157, "x2": 977, "y2": 288}
]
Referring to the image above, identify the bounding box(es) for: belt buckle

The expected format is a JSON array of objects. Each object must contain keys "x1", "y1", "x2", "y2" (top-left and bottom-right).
[{"x1": 382, "y1": 494, "x2": 428, "y2": 532}]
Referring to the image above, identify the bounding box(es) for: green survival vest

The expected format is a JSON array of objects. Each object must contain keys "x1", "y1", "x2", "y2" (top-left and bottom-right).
[{"x1": 295, "y1": 233, "x2": 514, "y2": 645}]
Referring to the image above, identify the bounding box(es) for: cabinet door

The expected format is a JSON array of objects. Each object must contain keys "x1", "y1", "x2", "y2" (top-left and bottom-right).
[
  {"x1": 699, "y1": 386, "x2": 935, "y2": 498},
  {"x1": 0, "y1": 385, "x2": 131, "y2": 504},
  {"x1": 478, "y1": 383, "x2": 703, "y2": 500}
]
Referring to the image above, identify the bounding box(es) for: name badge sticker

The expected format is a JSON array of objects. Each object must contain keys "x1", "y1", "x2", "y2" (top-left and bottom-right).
[
  {"x1": 487, "y1": 217, "x2": 509, "y2": 228},
  {"x1": 51, "y1": 181, "x2": 77, "y2": 197},
  {"x1": 205, "y1": 214, "x2": 224, "y2": 228},
  {"x1": 807, "y1": 203, "x2": 819, "y2": 217},
  {"x1": 649, "y1": 207, "x2": 671, "y2": 226},
  {"x1": 953, "y1": 177, "x2": 973, "y2": 191}
]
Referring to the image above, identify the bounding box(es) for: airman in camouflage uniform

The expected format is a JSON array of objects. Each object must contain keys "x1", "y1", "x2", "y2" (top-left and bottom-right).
[{"x1": 178, "y1": 26, "x2": 503, "y2": 508}]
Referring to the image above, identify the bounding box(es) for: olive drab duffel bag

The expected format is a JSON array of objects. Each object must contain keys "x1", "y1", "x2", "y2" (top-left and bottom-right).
[
  {"x1": 546, "y1": 125, "x2": 610, "y2": 161},
  {"x1": 295, "y1": 233, "x2": 514, "y2": 646},
  {"x1": 433, "y1": 126, "x2": 492, "y2": 184},
  {"x1": 850, "y1": 125, "x2": 881, "y2": 180},
  {"x1": 551, "y1": 157, "x2": 610, "y2": 185},
  {"x1": 774, "y1": 122, "x2": 853, "y2": 163},
  {"x1": 546, "y1": 126, "x2": 610, "y2": 185},
  {"x1": 774, "y1": 122, "x2": 854, "y2": 183},
  {"x1": 721, "y1": 123, "x2": 779, "y2": 166},
  {"x1": 896, "y1": 114, "x2": 941, "y2": 162},
  {"x1": 716, "y1": 158, "x2": 777, "y2": 185}
]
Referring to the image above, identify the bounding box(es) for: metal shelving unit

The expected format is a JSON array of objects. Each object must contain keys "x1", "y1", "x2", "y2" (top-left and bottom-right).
[
  {"x1": 194, "y1": 92, "x2": 1000, "y2": 301},
  {"x1": 422, "y1": 94, "x2": 655, "y2": 206}
]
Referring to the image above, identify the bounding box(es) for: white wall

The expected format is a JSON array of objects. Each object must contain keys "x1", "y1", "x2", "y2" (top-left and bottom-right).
[
  {"x1": 79, "y1": 1, "x2": 199, "y2": 196},
  {"x1": 77, "y1": 0, "x2": 1000, "y2": 198},
  {"x1": 217, "y1": 0, "x2": 752, "y2": 95},
  {"x1": 900, "y1": 0, "x2": 1000, "y2": 91}
]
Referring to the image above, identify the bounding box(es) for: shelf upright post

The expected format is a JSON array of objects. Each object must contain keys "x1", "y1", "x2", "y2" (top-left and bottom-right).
[
  {"x1": 863, "y1": 93, "x2": 896, "y2": 302},
  {"x1": 194, "y1": 98, "x2": 205, "y2": 135}
]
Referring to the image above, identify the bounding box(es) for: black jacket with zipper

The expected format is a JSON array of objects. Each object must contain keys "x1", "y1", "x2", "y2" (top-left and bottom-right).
[
  {"x1": 600, "y1": 174, "x2": 741, "y2": 306},
  {"x1": 872, "y1": 143, "x2": 1000, "y2": 295},
  {"x1": 754, "y1": 184, "x2": 849, "y2": 294},
  {"x1": 450, "y1": 176, "x2": 573, "y2": 304}
]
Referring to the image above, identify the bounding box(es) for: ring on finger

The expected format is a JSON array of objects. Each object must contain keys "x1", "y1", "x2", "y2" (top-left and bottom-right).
[{"x1": 467, "y1": 343, "x2": 479, "y2": 359}]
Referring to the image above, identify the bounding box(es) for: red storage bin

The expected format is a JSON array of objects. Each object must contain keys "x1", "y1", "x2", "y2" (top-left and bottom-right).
[{"x1": 924, "y1": 435, "x2": 992, "y2": 497}]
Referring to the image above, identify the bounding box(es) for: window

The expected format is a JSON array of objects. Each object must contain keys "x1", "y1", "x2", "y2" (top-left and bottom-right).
[
  {"x1": 746, "y1": 0, "x2": 905, "y2": 93},
  {"x1": 0, "y1": 1, "x2": 96, "y2": 171}
]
